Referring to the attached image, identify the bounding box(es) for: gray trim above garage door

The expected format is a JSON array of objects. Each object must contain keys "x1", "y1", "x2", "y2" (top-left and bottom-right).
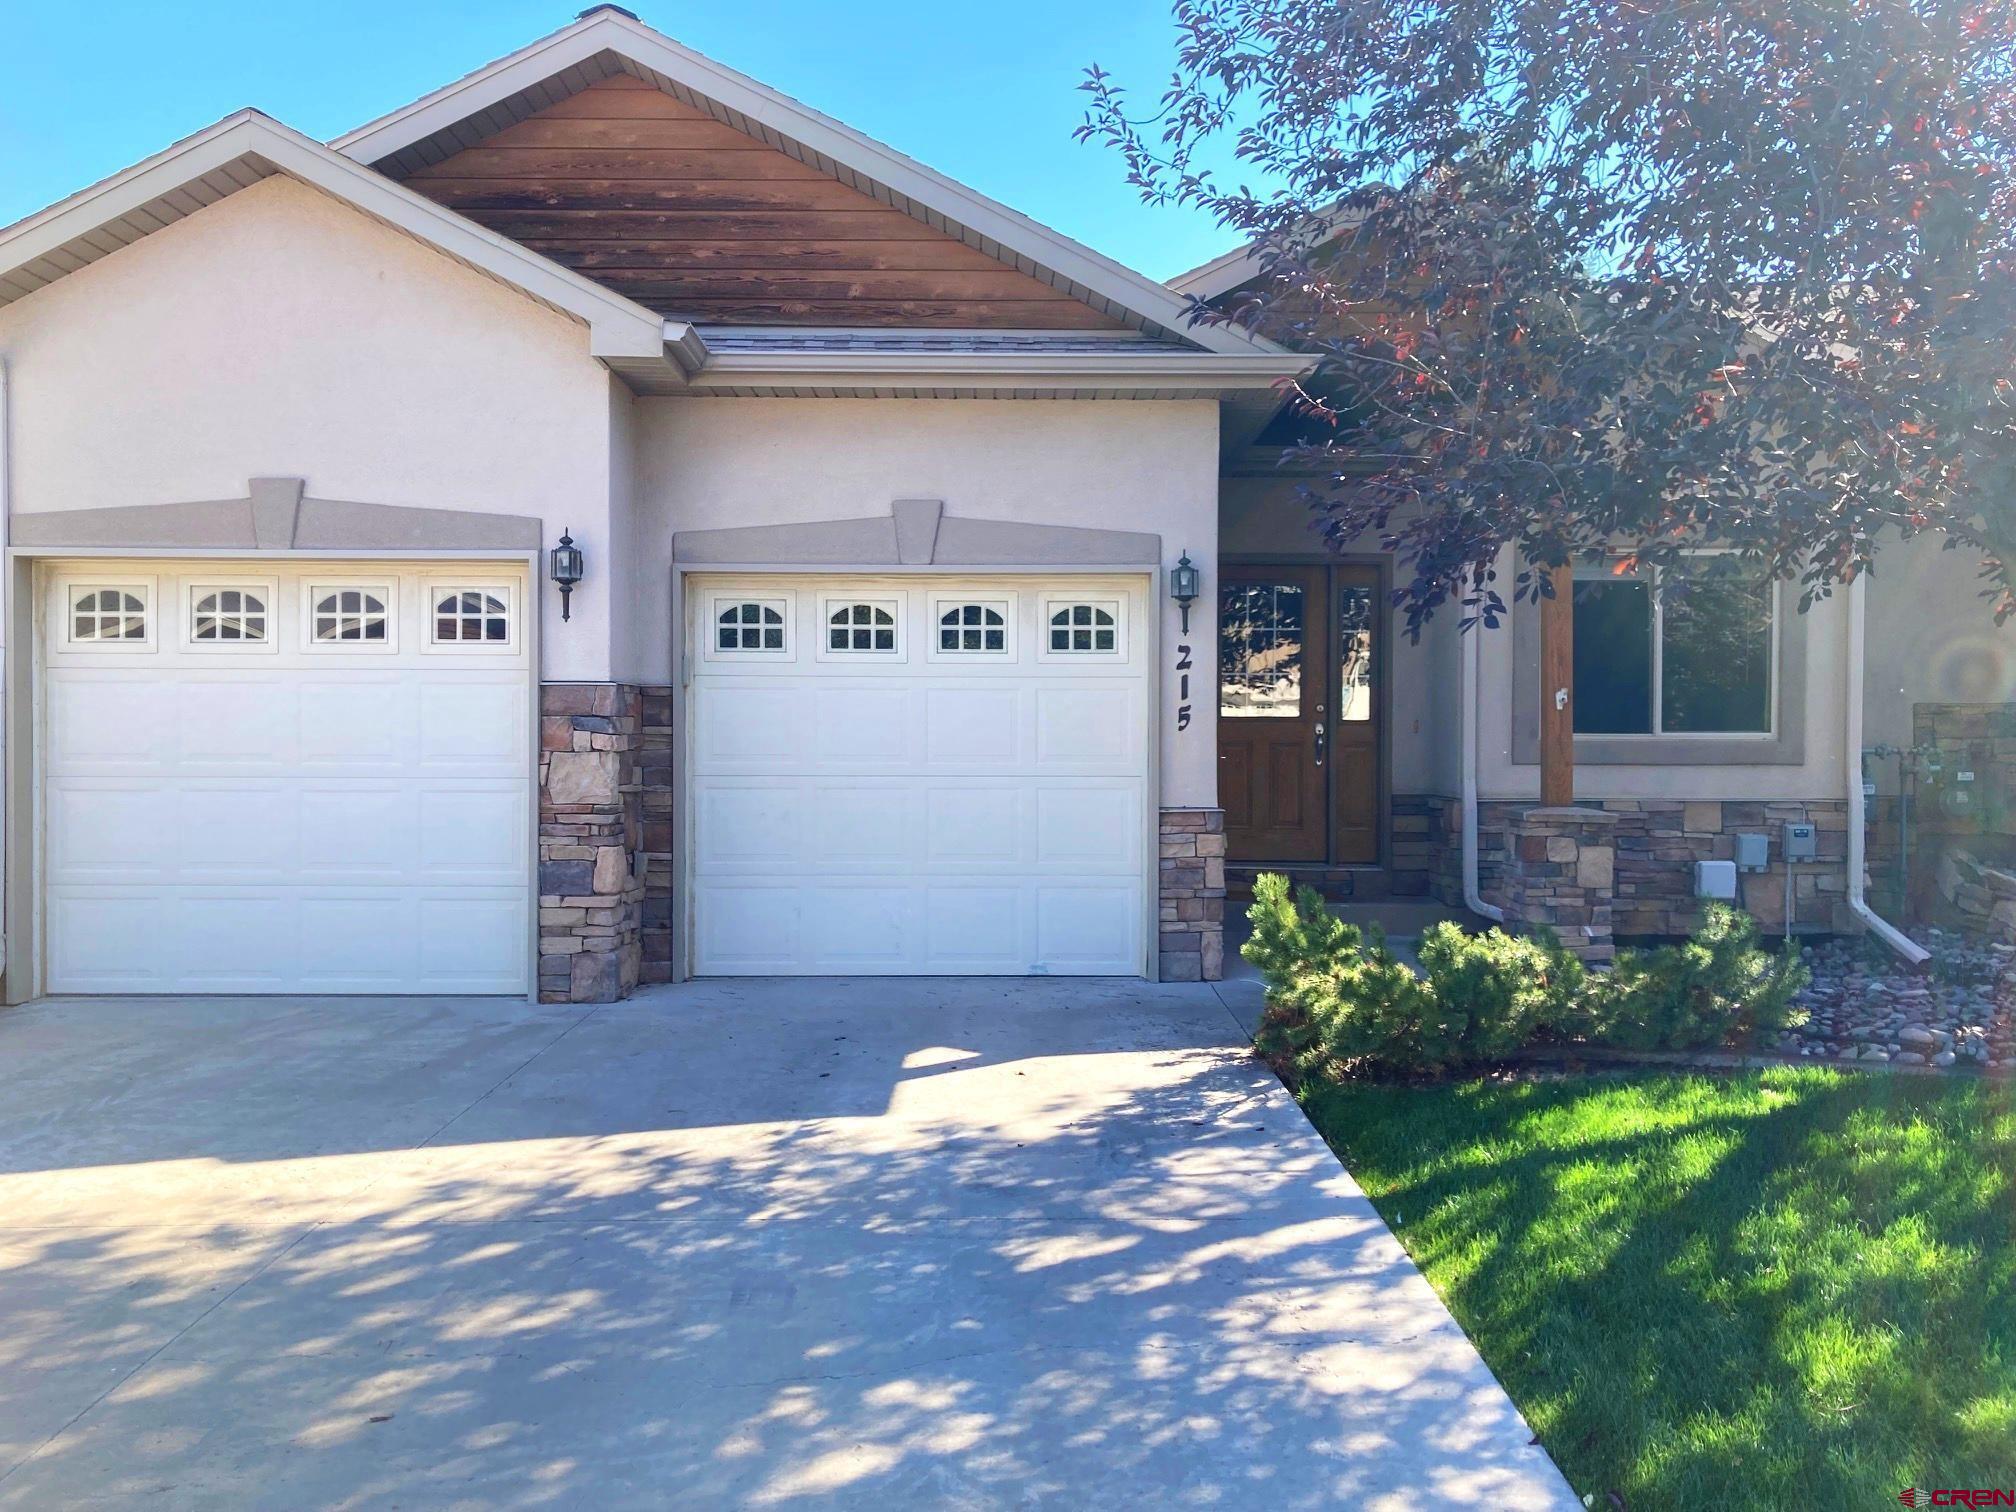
[
  {"x1": 10, "y1": 478, "x2": 543, "y2": 552},
  {"x1": 671, "y1": 499, "x2": 1160, "y2": 569}
]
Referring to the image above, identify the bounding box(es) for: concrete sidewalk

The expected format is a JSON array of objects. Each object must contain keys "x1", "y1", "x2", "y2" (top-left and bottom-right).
[{"x1": 0, "y1": 977, "x2": 1573, "y2": 1509}]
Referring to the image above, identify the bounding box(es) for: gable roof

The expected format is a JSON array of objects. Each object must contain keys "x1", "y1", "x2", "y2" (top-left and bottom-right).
[
  {"x1": 331, "y1": 7, "x2": 1278, "y2": 355},
  {"x1": 1168, "y1": 241, "x2": 1270, "y2": 305},
  {"x1": 0, "y1": 108, "x2": 677, "y2": 383},
  {"x1": 1167, "y1": 202, "x2": 1371, "y2": 306}
]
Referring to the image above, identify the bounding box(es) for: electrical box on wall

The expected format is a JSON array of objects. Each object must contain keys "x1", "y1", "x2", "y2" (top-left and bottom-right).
[
  {"x1": 1785, "y1": 823, "x2": 1817, "y2": 863},
  {"x1": 1734, "y1": 832, "x2": 1770, "y2": 873},
  {"x1": 1696, "y1": 860, "x2": 1739, "y2": 900}
]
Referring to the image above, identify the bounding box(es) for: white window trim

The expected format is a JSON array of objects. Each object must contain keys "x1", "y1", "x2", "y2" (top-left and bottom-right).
[
  {"x1": 1572, "y1": 558, "x2": 1779, "y2": 740},
  {"x1": 302, "y1": 578, "x2": 399, "y2": 655},
  {"x1": 704, "y1": 592, "x2": 794, "y2": 661},
  {"x1": 422, "y1": 580, "x2": 519, "y2": 653},
  {"x1": 927, "y1": 594, "x2": 1016, "y2": 661},
  {"x1": 183, "y1": 576, "x2": 280, "y2": 654},
  {"x1": 1037, "y1": 594, "x2": 1126, "y2": 662},
  {"x1": 58, "y1": 577, "x2": 157, "y2": 653},
  {"x1": 816, "y1": 593, "x2": 906, "y2": 662}
]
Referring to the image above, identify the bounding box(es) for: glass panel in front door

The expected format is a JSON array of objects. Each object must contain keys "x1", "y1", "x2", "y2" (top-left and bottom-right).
[
  {"x1": 1338, "y1": 586, "x2": 1374, "y2": 722},
  {"x1": 1220, "y1": 583, "x2": 1305, "y2": 718}
]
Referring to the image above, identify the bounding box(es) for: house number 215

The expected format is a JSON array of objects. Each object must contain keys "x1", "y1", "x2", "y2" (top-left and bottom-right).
[{"x1": 1175, "y1": 643, "x2": 1193, "y2": 731}]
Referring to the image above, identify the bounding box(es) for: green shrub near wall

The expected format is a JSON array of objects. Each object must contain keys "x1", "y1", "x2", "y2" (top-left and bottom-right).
[{"x1": 1244, "y1": 874, "x2": 1806, "y2": 1077}]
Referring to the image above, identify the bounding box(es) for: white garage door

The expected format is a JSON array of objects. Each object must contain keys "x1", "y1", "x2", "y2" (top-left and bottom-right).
[
  {"x1": 43, "y1": 561, "x2": 532, "y2": 994},
  {"x1": 688, "y1": 575, "x2": 1151, "y2": 975}
]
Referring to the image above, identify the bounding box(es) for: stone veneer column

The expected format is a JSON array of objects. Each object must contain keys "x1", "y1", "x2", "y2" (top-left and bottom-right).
[
  {"x1": 639, "y1": 686, "x2": 676, "y2": 984},
  {"x1": 1502, "y1": 806, "x2": 1618, "y2": 964},
  {"x1": 538, "y1": 684, "x2": 645, "y2": 1003},
  {"x1": 1160, "y1": 808, "x2": 1227, "y2": 981}
]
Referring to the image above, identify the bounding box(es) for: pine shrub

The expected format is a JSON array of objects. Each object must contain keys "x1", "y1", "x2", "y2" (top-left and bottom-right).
[
  {"x1": 1583, "y1": 904, "x2": 1808, "y2": 1050},
  {"x1": 1244, "y1": 880, "x2": 1806, "y2": 1077}
]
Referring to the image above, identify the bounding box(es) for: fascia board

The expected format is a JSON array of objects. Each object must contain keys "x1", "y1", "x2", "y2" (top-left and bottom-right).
[
  {"x1": 0, "y1": 109, "x2": 269, "y2": 266},
  {"x1": 688, "y1": 349, "x2": 1311, "y2": 395},
  {"x1": 331, "y1": 14, "x2": 613, "y2": 159},
  {"x1": 1167, "y1": 242, "x2": 1264, "y2": 302}
]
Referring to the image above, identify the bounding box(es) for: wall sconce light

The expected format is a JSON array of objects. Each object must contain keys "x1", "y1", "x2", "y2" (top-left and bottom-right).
[
  {"x1": 1169, "y1": 550, "x2": 1201, "y2": 632},
  {"x1": 549, "y1": 528, "x2": 585, "y2": 622}
]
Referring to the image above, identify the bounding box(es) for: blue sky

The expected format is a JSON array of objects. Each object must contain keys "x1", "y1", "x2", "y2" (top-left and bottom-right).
[{"x1": 0, "y1": 0, "x2": 1247, "y2": 283}]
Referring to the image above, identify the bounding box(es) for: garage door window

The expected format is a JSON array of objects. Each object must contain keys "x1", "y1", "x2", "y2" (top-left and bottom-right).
[
  {"x1": 66, "y1": 585, "x2": 151, "y2": 647},
  {"x1": 935, "y1": 600, "x2": 1010, "y2": 655},
  {"x1": 715, "y1": 599, "x2": 789, "y2": 655},
  {"x1": 309, "y1": 586, "x2": 392, "y2": 648},
  {"x1": 1044, "y1": 600, "x2": 1122, "y2": 656},
  {"x1": 431, "y1": 587, "x2": 514, "y2": 647},
  {"x1": 823, "y1": 599, "x2": 901, "y2": 656},
  {"x1": 190, "y1": 587, "x2": 269, "y2": 645}
]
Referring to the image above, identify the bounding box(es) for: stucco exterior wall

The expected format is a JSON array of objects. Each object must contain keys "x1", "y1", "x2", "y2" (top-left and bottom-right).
[
  {"x1": 633, "y1": 397, "x2": 1222, "y2": 806},
  {"x1": 1220, "y1": 477, "x2": 1462, "y2": 797},
  {"x1": 1863, "y1": 532, "x2": 2016, "y2": 793},
  {"x1": 0, "y1": 175, "x2": 619, "y2": 680},
  {"x1": 606, "y1": 376, "x2": 650, "y2": 685}
]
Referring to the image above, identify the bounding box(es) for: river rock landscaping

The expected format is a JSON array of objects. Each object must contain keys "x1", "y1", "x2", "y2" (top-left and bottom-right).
[{"x1": 1769, "y1": 929, "x2": 2016, "y2": 1069}]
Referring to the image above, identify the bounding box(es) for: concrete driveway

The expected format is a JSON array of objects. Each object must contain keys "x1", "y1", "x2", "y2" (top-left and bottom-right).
[{"x1": 0, "y1": 977, "x2": 1572, "y2": 1510}]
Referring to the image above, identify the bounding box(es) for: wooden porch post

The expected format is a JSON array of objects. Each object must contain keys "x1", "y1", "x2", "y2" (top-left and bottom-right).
[{"x1": 1539, "y1": 562, "x2": 1574, "y2": 807}]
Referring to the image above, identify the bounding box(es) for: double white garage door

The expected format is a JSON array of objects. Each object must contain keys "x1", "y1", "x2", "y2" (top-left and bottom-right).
[
  {"x1": 42, "y1": 561, "x2": 532, "y2": 995},
  {"x1": 688, "y1": 575, "x2": 1151, "y2": 976}
]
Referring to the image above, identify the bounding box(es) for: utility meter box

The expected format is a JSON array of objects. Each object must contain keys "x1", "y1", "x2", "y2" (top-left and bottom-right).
[
  {"x1": 1784, "y1": 823, "x2": 1818, "y2": 863},
  {"x1": 1734, "y1": 832, "x2": 1770, "y2": 873},
  {"x1": 1696, "y1": 860, "x2": 1739, "y2": 900}
]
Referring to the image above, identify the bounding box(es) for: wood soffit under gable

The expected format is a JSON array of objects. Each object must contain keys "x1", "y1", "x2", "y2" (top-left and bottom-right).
[{"x1": 389, "y1": 73, "x2": 1127, "y2": 330}]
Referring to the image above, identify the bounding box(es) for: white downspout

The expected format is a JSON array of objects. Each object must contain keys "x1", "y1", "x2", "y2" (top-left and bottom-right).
[
  {"x1": 1460, "y1": 619, "x2": 1504, "y2": 923},
  {"x1": 1845, "y1": 574, "x2": 1928, "y2": 964}
]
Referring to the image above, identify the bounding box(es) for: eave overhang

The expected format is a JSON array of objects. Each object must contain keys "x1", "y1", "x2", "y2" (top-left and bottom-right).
[
  {"x1": 0, "y1": 109, "x2": 683, "y2": 392},
  {"x1": 644, "y1": 321, "x2": 1310, "y2": 403}
]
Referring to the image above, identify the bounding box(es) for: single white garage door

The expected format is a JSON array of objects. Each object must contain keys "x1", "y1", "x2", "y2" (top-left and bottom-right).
[
  {"x1": 688, "y1": 575, "x2": 1151, "y2": 975},
  {"x1": 43, "y1": 561, "x2": 532, "y2": 994}
]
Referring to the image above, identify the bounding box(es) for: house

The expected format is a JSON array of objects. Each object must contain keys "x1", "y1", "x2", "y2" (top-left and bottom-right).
[
  {"x1": 1178, "y1": 240, "x2": 2016, "y2": 964},
  {"x1": 0, "y1": 7, "x2": 1307, "y2": 1003},
  {"x1": 0, "y1": 9, "x2": 2000, "y2": 1007}
]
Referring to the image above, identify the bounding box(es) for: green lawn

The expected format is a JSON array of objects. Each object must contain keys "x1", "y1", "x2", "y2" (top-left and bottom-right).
[{"x1": 1299, "y1": 1069, "x2": 2016, "y2": 1510}]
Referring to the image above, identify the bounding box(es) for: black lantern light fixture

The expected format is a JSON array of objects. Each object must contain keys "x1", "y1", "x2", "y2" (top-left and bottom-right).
[
  {"x1": 549, "y1": 528, "x2": 585, "y2": 622},
  {"x1": 1169, "y1": 550, "x2": 1201, "y2": 632}
]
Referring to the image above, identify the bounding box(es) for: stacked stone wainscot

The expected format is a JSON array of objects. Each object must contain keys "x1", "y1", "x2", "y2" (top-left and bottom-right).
[
  {"x1": 539, "y1": 684, "x2": 646, "y2": 1003},
  {"x1": 640, "y1": 686, "x2": 676, "y2": 984},
  {"x1": 1160, "y1": 808, "x2": 1226, "y2": 981},
  {"x1": 1500, "y1": 806, "x2": 1619, "y2": 964},
  {"x1": 1431, "y1": 798, "x2": 1853, "y2": 937}
]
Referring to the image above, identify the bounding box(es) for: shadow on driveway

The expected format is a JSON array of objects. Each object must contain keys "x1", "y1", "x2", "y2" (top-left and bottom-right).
[{"x1": 0, "y1": 977, "x2": 1573, "y2": 1509}]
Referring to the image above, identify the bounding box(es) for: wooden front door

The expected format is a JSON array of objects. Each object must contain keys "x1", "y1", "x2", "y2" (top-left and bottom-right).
[
  {"x1": 1219, "y1": 563, "x2": 1383, "y2": 865},
  {"x1": 1219, "y1": 566, "x2": 1331, "y2": 860}
]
